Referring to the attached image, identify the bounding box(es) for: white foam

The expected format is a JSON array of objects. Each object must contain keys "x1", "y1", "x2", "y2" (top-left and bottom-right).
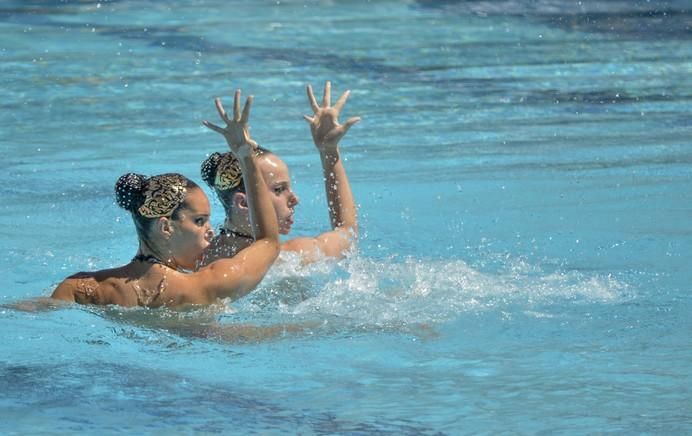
[{"x1": 234, "y1": 254, "x2": 629, "y2": 327}]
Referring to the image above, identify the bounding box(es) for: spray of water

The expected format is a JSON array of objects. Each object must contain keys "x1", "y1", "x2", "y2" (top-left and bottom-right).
[
  {"x1": 38, "y1": 252, "x2": 627, "y2": 344},
  {"x1": 236, "y1": 253, "x2": 628, "y2": 328}
]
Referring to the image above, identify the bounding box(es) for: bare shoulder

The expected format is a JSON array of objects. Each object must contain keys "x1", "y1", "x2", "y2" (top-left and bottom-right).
[
  {"x1": 52, "y1": 272, "x2": 98, "y2": 304},
  {"x1": 51, "y1": 267, "x2": 129, "y2": 305}
]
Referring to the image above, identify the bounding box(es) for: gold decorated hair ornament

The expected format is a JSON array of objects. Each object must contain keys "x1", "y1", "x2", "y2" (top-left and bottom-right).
[
  {"x1": 214, "y1": 152, "x2": 243, "y2": 191},
  {"x1": 137, "y1": 174, "x2": 187, "y2": 218}
]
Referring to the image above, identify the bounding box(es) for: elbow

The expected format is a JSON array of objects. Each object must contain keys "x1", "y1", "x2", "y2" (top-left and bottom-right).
[
  {"x1": 343, "y1": 208, "x2": 358, "y2": 237},
  {"x1": 270, "y1": 240, "x2": 281, "y2": 260},
  {"x1": 338, "y1": 220, "x2": 358, "y2": 240},
  {"x1": 349, "y1": 220, "x2": 358, "y2": 238},
  {"x1": 259, "y1": 237, "x2": 281, "y2": 261}
]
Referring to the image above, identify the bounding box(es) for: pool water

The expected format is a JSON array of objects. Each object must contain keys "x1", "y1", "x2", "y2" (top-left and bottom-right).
[{"x1": 1, "y1": 0, "x2": 691, "y2": 433}]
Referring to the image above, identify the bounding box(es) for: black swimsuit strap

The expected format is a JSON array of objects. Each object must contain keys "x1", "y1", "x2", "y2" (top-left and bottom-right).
[
  {"x1": 219, "y1": 227, "x2": 254, "y2": 240},
  {"x1": 132, "y1": 253, "x2": 166, "y2": 266}
]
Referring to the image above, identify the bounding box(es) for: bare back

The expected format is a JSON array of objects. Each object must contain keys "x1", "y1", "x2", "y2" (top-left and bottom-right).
[{"x1": 52, "y1": 264, "x2": 179, "y2": 307}]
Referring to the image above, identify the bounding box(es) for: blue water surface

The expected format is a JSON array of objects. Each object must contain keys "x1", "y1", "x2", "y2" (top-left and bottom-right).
[{"x1": 1, "y1": 0, "x2": 691, "y2": 434}]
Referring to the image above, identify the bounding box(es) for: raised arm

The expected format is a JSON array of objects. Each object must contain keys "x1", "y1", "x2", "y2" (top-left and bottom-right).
[
  {"x1": 197, "y1": 89, "x2": 280, "y2": 301},
  {"x1": 282, "y1": 81, "x2": 360, "y2": 260}
]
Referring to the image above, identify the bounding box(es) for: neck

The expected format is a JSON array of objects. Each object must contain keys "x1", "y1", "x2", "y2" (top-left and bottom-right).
[
  {"x1": 134, "y1": 242, "x2": 179, "y2": 270},
  {"x1": 220, "y1": 227, "x2": 254, "y2": 240},
  {"x1": 222, "y1": 217, "x2": 254, "y2": 240}
]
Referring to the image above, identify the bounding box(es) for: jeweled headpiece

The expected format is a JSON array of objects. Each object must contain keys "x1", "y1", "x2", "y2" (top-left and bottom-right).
[
  {"x1": 137, "y1": 174, "x2": 187, "y2": 218},
  {"x1": 214, "y1": 153, "x2": 243, "y2": 191}
]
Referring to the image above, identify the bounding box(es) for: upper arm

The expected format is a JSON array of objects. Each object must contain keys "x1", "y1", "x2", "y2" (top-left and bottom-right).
[
  {"x1": 51, "y1": 279, "x2": 77, "y2": 302},
  {"x1": 51, "y1": 274, "x2": 104, "y2": 305},
  {"x1": 282, "y1": 228, "x2": 354, "y2": 263},
  {"x1": 192, "y1": 239, "x2": 280, "y2": 303}
]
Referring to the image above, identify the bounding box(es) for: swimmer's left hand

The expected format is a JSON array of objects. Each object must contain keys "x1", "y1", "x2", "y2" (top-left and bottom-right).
[{"x1": 203, "y1": 88, "x2": 258, "y2": 159}]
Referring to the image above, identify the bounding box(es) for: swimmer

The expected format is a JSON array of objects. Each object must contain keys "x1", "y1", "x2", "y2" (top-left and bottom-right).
[
  {"x1": 51, "y1": 90, "x2": 280, "y2": 307},
  {"x1": 199, "y1": 81, "x2": 360, "y2": 265}
]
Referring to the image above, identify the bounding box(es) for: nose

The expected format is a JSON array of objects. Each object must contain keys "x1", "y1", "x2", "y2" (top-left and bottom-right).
[
  {"x1": 289, "y1": 191, "x2": 299, "y2": 208},
  {"x1": 204, "y1": 227, "x2": 215, "y2": 242}
]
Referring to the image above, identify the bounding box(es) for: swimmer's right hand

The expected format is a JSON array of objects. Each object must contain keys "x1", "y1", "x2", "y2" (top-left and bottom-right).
[
  {"x1": 304, "y1": 80, "x2": 360, "y2": 151},
  {"x1": 203, "y1": 89, "x2": 258, "y2": 159}
]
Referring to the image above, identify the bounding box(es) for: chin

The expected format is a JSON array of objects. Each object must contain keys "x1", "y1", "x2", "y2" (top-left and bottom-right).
[
  {"x1": 279, "y1": 227, "x2": 291, "y2": 235},
  {"x1": 181, "y1": 249, "x2": 205, "y2": 270},
  {"x1": 178, "y1": 258, "x2": 197, "y2": 271}
]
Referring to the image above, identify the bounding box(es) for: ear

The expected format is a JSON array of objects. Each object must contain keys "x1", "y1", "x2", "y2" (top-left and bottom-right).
[
  {"x1": 157, "y1": 217, "x2": 174, "y2": 239},
  {"x1": 233, "y1": 192, "x2": 249, "y2": 211}
]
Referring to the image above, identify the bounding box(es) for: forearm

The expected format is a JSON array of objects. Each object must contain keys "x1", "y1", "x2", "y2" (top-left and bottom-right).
[
  {"x1": 239, "y1": 155, "x2": 279, "y2": 243},
  {"x1": 197, "y1": 243, "x2": 278, "y2": 303},
  {"x1": 199, "y1": 156, "x2": 280, "y2": 303},
  {"x1": 320, "y1": 148, "x2": 357, "y2": 233}
]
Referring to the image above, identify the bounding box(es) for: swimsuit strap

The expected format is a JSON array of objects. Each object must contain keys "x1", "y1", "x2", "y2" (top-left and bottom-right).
[
  {"x1": 219, "y1": 227, "x2": 254, "y2": 240},
  {"x1": 132, "y1": 253, "x2": 167, "y2": 266}
]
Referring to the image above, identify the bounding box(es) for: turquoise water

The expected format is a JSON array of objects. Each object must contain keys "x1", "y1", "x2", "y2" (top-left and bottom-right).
[{"x1": 2, "y1": 0, "x2": 691, "y2": 433}]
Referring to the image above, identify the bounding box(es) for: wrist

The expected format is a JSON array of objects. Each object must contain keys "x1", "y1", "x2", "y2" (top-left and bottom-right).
[
  {"x1": 229, "y1": 140, "x2": 259, "y2": 159},
  {"x1": 237, "y1": 152, "x2": 258, "y2": 165},
  {"x1": 318, "y1": 142, "x2": 339, "y2": 154},
  {"x1": 225, "y1": 134, "x2": 257, "y2": 149},
  {"x1": 320, "y1": 148, "x2": 340, "y2": 165},
  {"x1": 235, "y1": 148, "x2": 258, "y2": 164}
]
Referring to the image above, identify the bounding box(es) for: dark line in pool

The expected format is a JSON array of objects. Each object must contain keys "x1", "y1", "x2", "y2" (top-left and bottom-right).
[
  {"x1": 0, "y1": 360, "x2": 439, "y2": 433},
  {"x1": 413, "y1": 0, "x2": 692, "y2": 40},
  {"x1": 2, "y1": 1, "x2": 689, "y2": 125},
  {"x1": 0, "y1": 8, "x2": 417, "y2": 77}
]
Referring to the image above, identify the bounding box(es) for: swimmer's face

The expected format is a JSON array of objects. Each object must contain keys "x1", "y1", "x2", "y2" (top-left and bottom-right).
[
  {"x1": 168, "y1": 187, "x2": 213, "y2": 269},
  {"x1": 258, "y1": 154, "x2": 299, "y2": 235}
]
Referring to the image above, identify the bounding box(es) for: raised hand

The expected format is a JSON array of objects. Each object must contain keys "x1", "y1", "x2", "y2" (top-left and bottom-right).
[
  {"x1": 203, "y1": 89, "x2": 258, "y2": 158},
  {"x1": 304, "y1": 81, "x2": 360, "y2": 151}
]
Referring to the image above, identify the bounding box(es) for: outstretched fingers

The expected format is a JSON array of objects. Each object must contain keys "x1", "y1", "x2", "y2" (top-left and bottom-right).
[
  {"x1": 342, "y1": 116, "x2": 361, "y2": 132},
  {"x1": 307, "y1": 84, "x2": 320, "y2": 113},
  {"x1": 333, "y1": 90, "x2": 351, "y2": 113},
  {"x1": 202, "y1": 120, "x2": 225, "y2": 134},
  {"x1": 322, "y1": 80, "x2": 331, "y2": 107},
  {"x1": 214, "y1": 98, "x2": 231, "y2": 124},
  {"x1": 233, "y1": 89, "x2": 241, "y2": 122},
  {"x1": 240, "y1": 95, "x2": 253, "y2": 124}
]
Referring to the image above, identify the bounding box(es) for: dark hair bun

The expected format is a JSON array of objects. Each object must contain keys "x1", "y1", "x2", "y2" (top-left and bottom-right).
[
  {"x1": 115, "y1": 173, "x2": 146, "y2": 211},
  {"x1": 200, "y1": 152, "x2": 222, "y2": 188}
]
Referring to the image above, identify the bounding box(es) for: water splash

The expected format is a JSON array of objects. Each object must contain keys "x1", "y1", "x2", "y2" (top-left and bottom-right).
[
  {"x1": 237, "y1": 254, "x2": 628, "y2": 328},
  {"x1": 20, "y1": 252, "x2": 627, "y2": 344}
]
